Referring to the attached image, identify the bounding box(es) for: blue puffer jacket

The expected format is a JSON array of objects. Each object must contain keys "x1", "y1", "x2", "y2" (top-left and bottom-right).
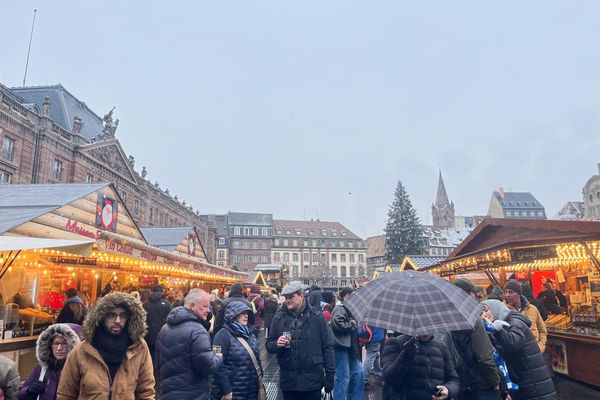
[
  {"x1": 156, "y1": 306, "x2": 223, "y2": 400},
  {"x1": 212, "y1": 302, "x2": 261, "y2": 400}
]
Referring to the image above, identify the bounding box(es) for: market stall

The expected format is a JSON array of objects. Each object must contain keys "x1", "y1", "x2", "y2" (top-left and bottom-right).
[{"x1": 423, "y1": 218, "x2": 600, "y2": 387}]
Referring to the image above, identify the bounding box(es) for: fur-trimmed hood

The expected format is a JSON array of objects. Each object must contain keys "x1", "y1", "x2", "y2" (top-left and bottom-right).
[
  {"x1": 37, "y1": 323, "x2": 80, "y2": 367},
  {"x1": 82, "y1": 292, "x2": 147, "y2": 344}
]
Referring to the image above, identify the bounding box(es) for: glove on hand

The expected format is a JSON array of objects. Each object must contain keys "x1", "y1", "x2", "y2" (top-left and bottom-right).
[
  {"x1": 492, "y1": 320, "x2": 510, "y2": 331},
  {"x1": 28, "y1": 380, "x2": 47, "y2": 395},
  {"x1": 324, "y1": 380, "x2": 334, "y2": 393}
]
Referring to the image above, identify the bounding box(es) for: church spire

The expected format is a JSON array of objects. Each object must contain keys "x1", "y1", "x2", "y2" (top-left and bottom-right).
[{"x1": 435, "y1": 170, "x2": 450, "y2": 208}]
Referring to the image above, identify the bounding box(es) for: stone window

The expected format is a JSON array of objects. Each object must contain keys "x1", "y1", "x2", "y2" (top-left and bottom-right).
[
  {"x1": 133, "y1": 199, "x2": 140, "y2": 215},
  {"x1": 331, "y1": 254, "x2": 337, "y2": 262},
  {"x1": 159, "y1": 214, "x2": 164, "y2": 225},
  {"x1": 350, "y1": 254, "x2": 355, "y2": 263},
  {"x1": 218, "y1": 237, "x2": 225, "y2": 245},
  {"x1": 293, "y1": 253, "x2": 299, "y2": 262},
  {"x1": 0, "y1": 170, "x2": 11, "y2": 184},
  {"x1": 218, "y1": 250, "x2": 225, "y2": 259},
  {"x1": 340, "y1": 254, "x2": 346, "y2": 262},
  {"x1": 284, "y1": 239, "x2": 289, "y2": 246},
  {"x1": 283, "y1": 253, "x2": 289, "y2": 262},
  {"x1": 358, "y1": 254, "x2": 364, "y2": 263},
  {"x1": 53, "y1": 160, "x2": 63, "y2": 181},
  {"x1": 234, "y1": 227, "x2": 241, "y2": 235},
  {"x1": 303, "y1": 253, "x2": 309, "y2": 262},
  {"x1": 262, "y1": 228, "x2": 268, "y2": 236},
  {"x1": 253, "y1": 227, "x2": 259, "y2": 236},
  {"x1": 1, "y1": 137, "x2": 14, "y2": 161},
  {"x1": 273, "y1": 252, "x2": 280, "y2": 262},
  {"x1": 148, "y1": 208, "x2": 153, "y2": 224},
  {"x1": 303, "y1": 240, "x2": 309, "y2": 247},
  {"x1": 243, "y1": 227, "x2": 249, "y2": 236},
  {"x1": 341, "y1": 266, "x2": 347, "y2": 277},
  {"x1": 243, "y1": 241, "x2": 249, "y2": 249},
  {"x1": 86, "y1": 173, "x2": 93, "y2": 183},
  {"x1": 350, "y1": 266, "x2": 356, "y2": 277},
  {"x1": 292, "y1": 239, "x2": 298, "y2": 247}
]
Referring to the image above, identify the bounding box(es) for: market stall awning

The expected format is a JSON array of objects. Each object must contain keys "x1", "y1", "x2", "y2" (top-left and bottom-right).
[
  {"x1": 448, "y1": 218, "x2": 600, "y2": 261},
  {"x1": 0, "y1": 236, "x2": 95, "y2": 256}
]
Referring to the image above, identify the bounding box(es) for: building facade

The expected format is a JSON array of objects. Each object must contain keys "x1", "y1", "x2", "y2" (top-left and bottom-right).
[
  {"x1": 554, "y1": 202, "x2": 585, "y2": 220},
  {"x1": 432, "y1": 171, "x2": 455, "y2": 229},
  {"x1": 366, "y1": 235, "x2": 386, "y2": 274},
  {"x1": 0, "y1": 83, "x2": 216, "y2": 262},
  {"x1": 487, "y1": 188, "x2": 546, "y2": 219},
  {"x1": 227, "y1": 212, "x2": 274, "y2": 273},
  {"x1": 583, "y1": 164, "x2": 600, "y2": 219},
  {"x1": 272, "y1": 219, "x2": 367, "y2": 289}
]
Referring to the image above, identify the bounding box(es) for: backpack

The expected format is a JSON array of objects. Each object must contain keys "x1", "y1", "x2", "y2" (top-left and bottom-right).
[{"x1": 357, "y1": 324, "x2": 373, "y2": 345}]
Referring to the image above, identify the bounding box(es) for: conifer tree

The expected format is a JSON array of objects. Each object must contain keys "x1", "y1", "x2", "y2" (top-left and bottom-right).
[{"x1": 384, "y1": 180, "x2": 424, "y2": 264}]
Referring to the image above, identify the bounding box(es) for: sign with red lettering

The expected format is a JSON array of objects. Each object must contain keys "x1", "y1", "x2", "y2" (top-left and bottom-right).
[
  {"x1": 96, "y1": 194, "x2": 118, "y2": 231},
  {"x1": 66, "y1": 218, "x2": 101, "y2": 239}
]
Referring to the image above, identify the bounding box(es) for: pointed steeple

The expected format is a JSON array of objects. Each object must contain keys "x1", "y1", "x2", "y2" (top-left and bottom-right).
[{"x1": 435, "y1": 170, "x2": 450, "y2": 208}]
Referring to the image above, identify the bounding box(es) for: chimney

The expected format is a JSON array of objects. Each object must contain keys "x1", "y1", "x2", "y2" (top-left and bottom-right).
[
  {"x1": 499, "y1": 186, "x2": 505, "y2": 199},
  {"x1": 42, "y1": 96, "x2": 50, "y2": 117},
  {"x1": 72, "y1": 117, "x2": 83, "y2": 135}
]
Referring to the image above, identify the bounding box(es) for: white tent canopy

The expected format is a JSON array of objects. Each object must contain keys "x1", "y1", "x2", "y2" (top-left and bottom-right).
[{"x1": 0, "y1": 236, "x2": 94, "y2": 256}]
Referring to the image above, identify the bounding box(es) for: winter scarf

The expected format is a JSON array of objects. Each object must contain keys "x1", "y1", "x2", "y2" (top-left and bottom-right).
[
  {"x1": 229, "y1": 322, "x2": 251, "y2": 339},
  {"x1": 64, "y1": 296, "x2": 83, "y2": 305},
  {"x1": 92, "y1": 326, "x2": 132, "y2": 380}
]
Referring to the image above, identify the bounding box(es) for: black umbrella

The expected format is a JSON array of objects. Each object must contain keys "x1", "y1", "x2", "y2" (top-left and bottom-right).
[{"x1": 344, "y1": 271, "x2": 483, "y2": 336}]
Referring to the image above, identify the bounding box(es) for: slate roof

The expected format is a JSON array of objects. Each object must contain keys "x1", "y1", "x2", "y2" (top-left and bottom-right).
[
  {"x1": 493, "y1": 191, "x2": 545, "y2": 210},
  {"x1": 553, "y1": 202, "x2": 585, "y2": 220},
  {"x1": 140, "y1": 227, "x2": 194, "y2": 251},
  {"x1": 404, "y1": 255, "x2": 447, "y2": 269},
  {"x1": 273, "y1": 220, "x2": 361, "y2": 240},
  {"x1": 11, "y1": 84, "x2": 105, "y2": 141},
  {"x1": 0, "y1": 183, "x2": 109, "y2": 234},
  {"x1": 228, "y1": 212, "x2": 273, "y2": 226},
  {"x1": 366, "y1": 235, "x2": 386, "y2": 258}
]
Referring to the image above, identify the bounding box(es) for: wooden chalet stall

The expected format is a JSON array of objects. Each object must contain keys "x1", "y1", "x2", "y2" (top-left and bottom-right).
[
  {"x1": 424, "y1": 218, "x2": 600, "y2": 387},
  {"x1": 0, "y1": 183, "x2": 246, "y2": 375}
]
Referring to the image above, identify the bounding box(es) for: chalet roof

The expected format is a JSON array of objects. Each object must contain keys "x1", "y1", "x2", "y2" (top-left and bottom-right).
[
  {"x1": 447, "y1": 218, "x2": 600, "y2": 261},
  {"x1": 403, "y1": 255, "x2": 447, "y2": 270},
  {"x1": 273, "y1": 219, "x2": 361, "y2": 240},
  {"x1": 493, "y1": 191, "x2": 545, "y2": 210},
  {"x1": 255, "y1": 264, "x2": 282, "y2": 272},
  {"x1": 140, "y1": 227, "x2": 194, "y2": 251},
  {"x1": 11, "y1": 84, "x2": 104, "y2": 141},
  {"x1": 0, "y1": 183, "x2": 108, "y2": 234},
  {"x1": 366, "y1": 235, "x2": 386, "y2": 258},
  {"x1": 228, "y1": 212, "x2": 272, "y2": 226}
]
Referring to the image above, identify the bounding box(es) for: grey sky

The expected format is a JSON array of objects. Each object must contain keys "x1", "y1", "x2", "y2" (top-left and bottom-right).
[{"x1": 2, "y1": 1, "x2": 600, "y2": 239}]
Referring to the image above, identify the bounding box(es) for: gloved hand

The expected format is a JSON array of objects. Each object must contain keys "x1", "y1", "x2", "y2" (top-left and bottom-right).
[
  {"x1": 402, "y1": 339, "x2": 418, "y2": 361},
  {"x1": 492, "y1": 320, "x2": 510, "y2": 331},
  {"x1": 324, "y1": 379, "x2": 334, "y2": 393},
  {"x1": 28, "y1": 380, "x2": 47, "y2": 395}
]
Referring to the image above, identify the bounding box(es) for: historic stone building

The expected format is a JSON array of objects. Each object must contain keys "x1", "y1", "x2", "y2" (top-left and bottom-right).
[
  {"x1": 487, "y1": 188, "x2": 546, "y2": 220},
  {"x1": 0, "y1": 83, "x2": 216, "y2": 263},
  {"x1": 227, "y1": 212, "x2": 274, "y2": 273},
  {"x1": 272, "y1": 219, "x2": 367, "y2": 289},
  {"x1": 582, "y1": 164, "x2": 600, "y2": 219},
  {"x1": 432, "y1": 171, "x2": 455, "y2": 229}
]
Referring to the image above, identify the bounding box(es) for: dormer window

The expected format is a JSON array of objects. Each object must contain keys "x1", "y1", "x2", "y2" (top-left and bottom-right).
[{"x1": 321, "y1": 229, "x2": 327, "y2": 236}]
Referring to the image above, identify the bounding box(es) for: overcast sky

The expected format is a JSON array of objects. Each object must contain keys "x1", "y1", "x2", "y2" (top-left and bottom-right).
[{"x1": 2, "y1": 1, "x2": 600, "y2": 238}]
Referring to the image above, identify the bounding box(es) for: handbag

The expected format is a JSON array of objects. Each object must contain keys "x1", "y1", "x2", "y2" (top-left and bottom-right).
[{"x1": 236, "y1": 336, "x2": 267, "y2": 400}]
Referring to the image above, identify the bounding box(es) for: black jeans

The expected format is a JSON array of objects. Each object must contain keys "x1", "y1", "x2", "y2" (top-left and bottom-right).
[{"x1": 282, "y1": 389, "x2": 322, "y2": 400}]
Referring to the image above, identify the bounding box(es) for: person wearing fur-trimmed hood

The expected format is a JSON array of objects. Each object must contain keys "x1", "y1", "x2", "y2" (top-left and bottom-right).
[
  {"x1": 57, "y1": 292, "x2": 155, "y2": 400},
  {"x1": 18, "y1": 324, "x2": 80, "y2": 400}
]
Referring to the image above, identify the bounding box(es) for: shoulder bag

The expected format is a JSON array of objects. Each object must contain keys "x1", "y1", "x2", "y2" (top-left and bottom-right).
[{"x1": 236, "y1": 336, "x2": 267, "y2": 400}]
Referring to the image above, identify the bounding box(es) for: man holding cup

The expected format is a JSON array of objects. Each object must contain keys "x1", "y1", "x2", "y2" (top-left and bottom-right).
[{"x1": 266, "y1": 281, "x2": 335, "y2": 400}]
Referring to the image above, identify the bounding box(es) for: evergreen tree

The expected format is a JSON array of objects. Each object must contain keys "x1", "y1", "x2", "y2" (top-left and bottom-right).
[{"x1": 384, "y1": 180, "x2": 424, "y2": 264}]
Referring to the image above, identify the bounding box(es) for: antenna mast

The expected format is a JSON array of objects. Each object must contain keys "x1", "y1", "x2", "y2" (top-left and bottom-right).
[{"x1": 23, "y1": 8, "x2": 38, "y2": 87}]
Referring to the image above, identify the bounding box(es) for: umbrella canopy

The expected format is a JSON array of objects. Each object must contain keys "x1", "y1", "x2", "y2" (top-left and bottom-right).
[{"x1": 344, "y1": 271, "x2": 483, "y2": 336}]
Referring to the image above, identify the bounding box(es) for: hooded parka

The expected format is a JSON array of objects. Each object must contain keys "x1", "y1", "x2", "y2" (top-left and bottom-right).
[
  {"x1": 214, "y1": 283, "x2": 255, "y2": 333},
  {"x1": 18, "y1": 324, "x2": 80, "y2": 400},
  {"x1": 56, "y1": 292, "x2": 155, "y2": 400},
  {"x1": 211, "y1": 302, "x2": 262, "y2": 400}
]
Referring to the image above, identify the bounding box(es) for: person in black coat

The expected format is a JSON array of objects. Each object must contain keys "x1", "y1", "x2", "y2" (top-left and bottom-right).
[
  {"x1": 266, "y1": 281, "x2": 335, "y2": 400},
  {"x1": 214, "y1": 283, "x2": 255, "y2": 333},
  {"x1": 56, "y1": 288, "x2": 87, "y2": 326},
  {"x1": 212, "y1": 302, "x2": 262, "y2": 400},
  {"x1": 482, "y1": 300, "x2": 556, "y2": 400},
  {"x1": 156, "y1": 289, "x2": 223, "y2": 400},
  {"x1": 263, "y1": 293, "x2": 279, "y2": 337},
  {"x1": 143, "y1": 285, "x2": 172, "y2": 364},
  {"x1": 382, "y1": 334, "x2": 460, "y2": 400}
]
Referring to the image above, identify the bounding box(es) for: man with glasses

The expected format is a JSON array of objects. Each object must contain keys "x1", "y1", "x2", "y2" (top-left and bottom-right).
[
  {"x1": 58, "y1": 292, "x2": 155, "y2": 400},
  {"x1": 266, "y1": 281, "x2": 335, "y2": 400}
]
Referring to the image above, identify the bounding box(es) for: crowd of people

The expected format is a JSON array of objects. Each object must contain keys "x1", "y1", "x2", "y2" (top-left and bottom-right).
[{"x1": 0, "y1": 277, "x2": 563, "y2": 400}]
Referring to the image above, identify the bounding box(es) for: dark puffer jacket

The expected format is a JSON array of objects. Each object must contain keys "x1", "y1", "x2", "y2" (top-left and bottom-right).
[
  {"x1": 491, "y1": 311, "x2": 556, "y2": 400},
  {"x1": 143, "y1": 291, "x2": 172, "y2": 350},
  {"x1": 212, "y1": 302, "x2": 261, "y2": 400},
  {"x1": 265, "y1": 301, "x2": 335, "y2": 392},
  {"x1": 263, "y1": 298, "x2": 279, "y2": 330},
  {"x1": 382, "y1": 335, "x2": 460, "y2": 400},
  {"x1": 18, "y1": 324, "x2": 80, "y2": 400},
  {"x1": 156, "y1": 306, "x2": 223, "y2": 400}
]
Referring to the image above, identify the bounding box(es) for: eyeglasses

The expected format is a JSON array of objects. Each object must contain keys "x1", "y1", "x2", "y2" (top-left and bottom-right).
[
  {"x1": 106, "y1": 312, "x2": 129, "y2": 320},
  {"x1": 52, "y1": 341, "x2": 67, "y2": 349}
]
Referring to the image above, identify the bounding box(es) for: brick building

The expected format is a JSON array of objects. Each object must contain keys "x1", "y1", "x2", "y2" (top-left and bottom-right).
[{"x1": 0, "y1": 83, "x2": 216, "y2": 263}]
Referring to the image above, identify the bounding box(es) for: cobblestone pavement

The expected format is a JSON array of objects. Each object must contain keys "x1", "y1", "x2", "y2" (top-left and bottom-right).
[{"x1": 258, "y1": 332, "x2": 600, "y2": 400}]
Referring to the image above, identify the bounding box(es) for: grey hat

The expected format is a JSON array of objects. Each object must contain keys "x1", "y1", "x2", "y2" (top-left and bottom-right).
[
  {"x1": 282, "y1": 281, "x2": 304, "y2": 296},
  {"x1": 482, "y1": 299, "x2": 510, "y2": 321}
]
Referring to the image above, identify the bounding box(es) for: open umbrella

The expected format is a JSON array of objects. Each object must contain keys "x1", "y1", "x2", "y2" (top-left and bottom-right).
[{"x1": 344, "y1": 271, "x2": 483, "y2": 336}]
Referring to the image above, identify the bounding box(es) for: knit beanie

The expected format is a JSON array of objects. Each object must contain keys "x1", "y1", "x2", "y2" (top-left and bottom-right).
[
  {"x1": 504, "y1": 279, "x2": 522, "y2": 296},
  {"x1": 483, "y1": 299, "x2": 510, "y2": 321}
]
